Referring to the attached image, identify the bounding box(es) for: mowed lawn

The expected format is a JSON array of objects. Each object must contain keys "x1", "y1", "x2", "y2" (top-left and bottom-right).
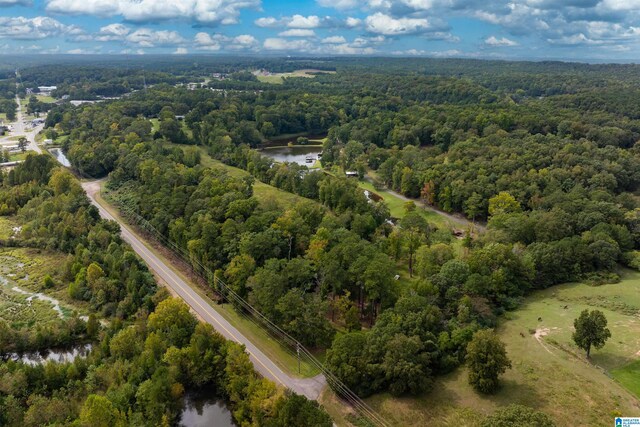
[
  {"x1": 323, "y1": 270, "x2": 640, "y2": 426},
  {"x1": 357, "y1": 179, "x2": 448, "y2": 228}
]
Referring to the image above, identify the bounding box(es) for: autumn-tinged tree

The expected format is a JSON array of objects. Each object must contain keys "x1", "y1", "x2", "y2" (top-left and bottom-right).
[
  {"x1": 488, "y1": 191, "x2": 521, "y2": 217},
  {"x1": 400, "y1": 211, "x2": 429, "y2": 277}
]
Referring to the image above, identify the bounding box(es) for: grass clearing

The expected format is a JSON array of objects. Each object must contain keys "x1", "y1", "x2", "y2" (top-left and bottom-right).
[
  {"x1": 150, "y1": 118, "x2": 193, "y2": 138},
  {"x1": 35, "y1": 94, "x2": 56, "y2": 103},
  {"x1": 357, "y1": 179, "x2": 449, "y2": 229},
  {"x1": 613, "y1": 360, "x2": 640, "y2": 399},
  {"x1": 168, "y1": 142, "x2": 312, "y2": 209},
  {"x1": 322, "y1": 269, "x2": 640, "y2": 426},
  {"x1": 256, "y1": 69, "x2": 336, "y2": 84},
  {"x1": 8, "y1": 151, "x2": 33, "y2": 162}
]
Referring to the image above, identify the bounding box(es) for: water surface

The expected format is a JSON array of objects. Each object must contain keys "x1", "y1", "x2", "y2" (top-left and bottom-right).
[
  {"x1": 260, "y1": 145, "x2": 322, "y2": 166},
  {"x1": 49, "y1": 148, "x2": 71, "y2": 167},
  {"x1": 180, "y1": 391, "x2": 234, "y2": 427}
]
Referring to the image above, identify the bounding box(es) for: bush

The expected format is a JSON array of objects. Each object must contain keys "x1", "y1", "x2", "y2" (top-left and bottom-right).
[
  {"x1": 622, "y1": 251, "x2": 640, "y2": 270},
  {"x1": 43, "y1": 274, "x2": 55, "y2": 289},
  {"x1": 481, "y1": 404, "x2": 555, "y2": 427}
]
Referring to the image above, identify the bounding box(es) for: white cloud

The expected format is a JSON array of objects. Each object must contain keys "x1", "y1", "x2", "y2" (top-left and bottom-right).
[
  {"x1": 95, "y1": 23, "x2": 130, "y2": 41},
  {"x1": 0, "y1": 0, "x2": 31, "y2": 5},
  {"x1": 67, "y1": 47, "x2": 99, "y2": 54},
  {"x1": 227, "y1": 34, "x2": 259, "y2": 50},
  {"x1": 364, "y1": 12, "x2": 432, "y2": 35},
  {"x1": 263, "y1": 35, "x2": 380, "y2": 55},
  {"x1": 317, "y1": 0, "x2": 359, "y2": 9},
  {"x1": 173, "y1": 47, "x2": 188, "y2": 54},
  {"x1": 279, "y1": 29, "x2": 316, "y2": 37},
  {"x1": 255, "y1": 14, "x2": 354, "y2": 29},
  {"x1": 45, "y1": 0, "x2": 260, "y2": 25},
  {"x1": 194, "y1": 32, "x2": 223, "y2": 50},
  {"x1": 255, "y1": 17, "x2": 279, "y2": 27},
  {"x1": 345, "y1": 17, "x2": 361, "y2": 27},
  {"x1": 484, "y1": 35, "x2": 518, "y2": 46},
  {"x1": 121, "y1": 48, "x2": 145, "y2": 54},
  {"x1": 287, "y1": 14, "x2": 321, "y2": 28},
  {"x1": 125, "y1": 28, "x2": 186, "y2": 47},
  {"x1": 263, "y1": 37, "x2": 313, "y2": 51},
  {"x1": 194, "y1": 32, "x2": 258, "y2": 51},
  {"x1": 321, "y1": 35, "x2": 347, "y2": 43},
  {"x1": 0, "y1": 16, "x2": 83, "y2": 40}
]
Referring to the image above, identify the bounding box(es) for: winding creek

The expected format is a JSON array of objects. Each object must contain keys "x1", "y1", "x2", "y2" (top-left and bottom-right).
[
  {"x1": 0, "y1": 267, "x2": 68, "y2": 319},
  {"x1": 0, "y1": 266, "x2": 235, "y2": 425}
]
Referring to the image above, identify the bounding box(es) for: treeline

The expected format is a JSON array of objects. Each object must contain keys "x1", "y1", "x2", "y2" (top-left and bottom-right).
[
  {"x1": 0, "y1": 155, "x2": 331, "y2": 426},
  {"x1": 0, "y1": 297, "x2": 331, "y2": 427},
  {"x1": 0, "y1": 154, "x2": 157, "y2": 353},
  {"x1": 46, "y1": 57, "x2": 640, "y2": 402},
  {"x1": 0, "y1": 78, "x2": 17, "y2": 121},
  {"x1": 19, "y1": 65, "x2": 185, "y2": 99}
]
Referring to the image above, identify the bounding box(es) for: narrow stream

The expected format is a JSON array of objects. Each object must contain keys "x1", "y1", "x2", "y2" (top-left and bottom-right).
[{"x1": 1, "y1": 271, "x2": 66, "y2": 319}]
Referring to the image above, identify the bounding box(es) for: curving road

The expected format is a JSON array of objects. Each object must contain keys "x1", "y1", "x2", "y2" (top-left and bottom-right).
[{"x1": 81, "y1": 180, "x2": 327, "y2": 401}]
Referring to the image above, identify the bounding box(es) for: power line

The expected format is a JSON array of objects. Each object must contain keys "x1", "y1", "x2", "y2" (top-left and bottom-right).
[{"x1": 111, "y1": 197, "x2": 389, "y2": 427}]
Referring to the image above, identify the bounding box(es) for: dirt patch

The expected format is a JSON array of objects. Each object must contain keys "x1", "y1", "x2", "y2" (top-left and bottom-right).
[{"x1": 534, "y1": 328, "x2": 554, "y2": 354}]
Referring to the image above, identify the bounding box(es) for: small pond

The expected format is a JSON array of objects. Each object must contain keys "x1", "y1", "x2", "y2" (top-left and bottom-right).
[
  {"x1": 49, "y1": 148, "x2": 71, "y2": 167},
  {"x1": 5, "y1": 343, "x2": 93, "y2": 366},
  {"x1": 180, "y1": 390, "x2": 235, "y2": 427},
  {"x1": 260, "y1": 145, "x2": 322, "y2": 166}
]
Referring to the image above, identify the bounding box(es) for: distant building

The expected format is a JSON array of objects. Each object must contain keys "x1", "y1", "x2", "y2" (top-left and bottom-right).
[
  {"x1": 345, "y1": 171, "x2": 358, "y2": 177},
  {"x1": 44, "y1": 139, "x2": 53, "y2": 145},
  {"x1": 37, "y1": 86, "x2": 57, "y2": 95}
]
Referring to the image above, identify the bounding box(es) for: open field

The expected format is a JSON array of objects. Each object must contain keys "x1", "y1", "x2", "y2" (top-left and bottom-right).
[
  {"x1": 8, "y1": 150, "x2": 33, "y2": 162},
  {"x1": 322, "y1": 270, "x2": 640, "y2": 426},
  {"x1": 357, "y1": 179, "x2": 451, "y2": 229},
  {"x1": 150, "y1": 117, "x2": 193, "y2": 138},
  {"x1": 35, "y1": 94, "x2": 56, "y2": 103},
  {"x1": 256, "y1": 69, "x2": 336, "y2": 84},
  {"x1": 0, "y1": 216, "x2": 18, "y2": 239}
]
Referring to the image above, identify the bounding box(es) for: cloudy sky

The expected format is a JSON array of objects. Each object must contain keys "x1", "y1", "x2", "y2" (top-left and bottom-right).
[{"x1": 0, "y1": 0, "x2": 639, "y2": 60}]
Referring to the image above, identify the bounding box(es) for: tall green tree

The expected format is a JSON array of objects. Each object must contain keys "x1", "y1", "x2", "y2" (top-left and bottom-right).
[
  {"x1": 466, "y1": 329, "x2": 511, "y2": 394},
  {"x1": 572, "y1": 309, "x2": 611, "y2": 358}
]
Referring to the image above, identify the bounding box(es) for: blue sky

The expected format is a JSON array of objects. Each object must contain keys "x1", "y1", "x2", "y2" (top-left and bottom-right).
[{"x1": 0, "y1": 0, "x2": 639, "y2": 60}]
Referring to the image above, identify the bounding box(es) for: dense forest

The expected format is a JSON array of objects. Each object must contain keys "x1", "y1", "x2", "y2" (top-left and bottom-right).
[
  {"x1": 37, "y1": 56, "x2": 640, "y2": 401},
  {"x1": 0, "y1": 155, "x2": 330, "y2": 426}
]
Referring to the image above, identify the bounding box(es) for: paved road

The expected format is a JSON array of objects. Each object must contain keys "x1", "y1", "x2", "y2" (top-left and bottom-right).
[
  {"x1": 81, "y1": 180, "x2": 327, "y2": 401},
  {"x1": 0, "y1": 95, "x2": 44, "y2": 154}
]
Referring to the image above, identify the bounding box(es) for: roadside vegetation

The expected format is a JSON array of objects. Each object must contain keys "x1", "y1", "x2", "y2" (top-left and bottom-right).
[
  {"x1": 22, "y1": 56, "x2": 640, "y2": 425},
  {"x1": 0, "y1": 154, "x2": 330, "y2": 426}
]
